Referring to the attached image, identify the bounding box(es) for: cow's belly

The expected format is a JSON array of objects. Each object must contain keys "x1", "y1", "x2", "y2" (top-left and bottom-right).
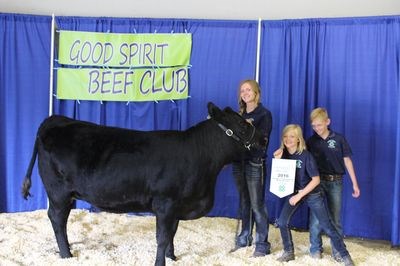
[
  {"x1": 74, "y1": 186, "x2": 153, "y2": 213},
  {"x1": 94, "y1": 202, "x2": 151, "y2": 213},
  {"x1": 177, "y1": 196, "x2": 214, "y2": 220}
]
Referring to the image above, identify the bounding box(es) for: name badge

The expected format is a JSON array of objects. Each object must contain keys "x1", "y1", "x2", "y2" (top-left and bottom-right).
[{"x1": 269, "y1": 158, "x2": 296, "y2": 198}]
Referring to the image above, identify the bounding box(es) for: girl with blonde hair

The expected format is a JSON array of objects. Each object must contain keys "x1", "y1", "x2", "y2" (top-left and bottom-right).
[{"x1": 231, "y1": 79, "x2": 272, "y2": 257}]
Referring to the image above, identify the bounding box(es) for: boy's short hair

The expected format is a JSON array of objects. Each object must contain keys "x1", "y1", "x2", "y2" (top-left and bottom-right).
[{"x1": 310, "y1": 107, "x2": 329, "y2": 122}]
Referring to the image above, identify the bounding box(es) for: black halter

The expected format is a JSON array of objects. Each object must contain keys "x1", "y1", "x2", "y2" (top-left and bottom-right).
[{"x1": 216, "y1": 122, "x2": 256, "y2": 150}]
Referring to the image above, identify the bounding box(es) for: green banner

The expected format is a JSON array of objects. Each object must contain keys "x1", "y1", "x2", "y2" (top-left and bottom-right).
[
  {"x1": 57, "y1": 30, "x2": 192, "y2": 102},
  {"x1": 58, "y1": 30, "x2": 192, "y2": 67},
  {"x1": 57, "y1": 67, "x2": 189, "y2": 102}
]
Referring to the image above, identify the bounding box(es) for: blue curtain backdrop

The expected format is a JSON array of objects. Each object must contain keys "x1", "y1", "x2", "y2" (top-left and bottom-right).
[
  {"x1": 0, "y1": 14, "x2": 51, "y2": 212},
  {"x1": 1, "y1": 13, "x2": 399, "y2": 246},
  {"x1": 259, "y1": 16, "x2": 400, "y2": 244}
]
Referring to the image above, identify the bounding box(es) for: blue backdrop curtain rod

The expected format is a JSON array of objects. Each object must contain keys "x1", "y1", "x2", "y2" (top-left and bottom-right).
[
  {"x1": 255, "y1": 18, "x2": 262, "y2": 82},
  {"x1": 49, "y1": 14, "x2": 55, "y2": 117}
]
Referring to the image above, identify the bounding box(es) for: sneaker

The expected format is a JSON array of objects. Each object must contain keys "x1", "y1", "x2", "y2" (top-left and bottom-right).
[
  {"x1": 254, "y1": 243, "x2": 271, "y2": 256},
  {"x1": 229, "y1": 245, "x2": 245, "y2": 253},
  {"x1": 333, "y1": 252, "x2": 343, "y2": 262},
  {"x1": 229, "y1": 239, "x2": 252, "y2": 253},
  {"x1": 277, "y1": 251, "x2": 295, "y2": 262},
  {"x1": 342, "y1": 255, "x2": 354, "y2": 266},
  {"x1": 310, "y1": 251, "x2": 322, "y2": 259},
  {"x1": 252, "y1": 251, "x2": 266, "y2": 257}
]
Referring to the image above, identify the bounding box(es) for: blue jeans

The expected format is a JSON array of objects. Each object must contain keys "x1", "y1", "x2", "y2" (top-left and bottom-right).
[
  {"x1": 277, "y1": 189, "x2": 350, "y2": 259},
  {"x1": 232, "y1": 160, "x2": 270, "y2": 253},
  {"x1": 309, "y1": 179, "x2": 343, "y2": 254}
]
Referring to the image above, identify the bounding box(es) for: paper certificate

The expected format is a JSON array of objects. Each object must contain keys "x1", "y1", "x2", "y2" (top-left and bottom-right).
[{"x1": 269, "y1": 158, "x2": 296, "y2": 198}]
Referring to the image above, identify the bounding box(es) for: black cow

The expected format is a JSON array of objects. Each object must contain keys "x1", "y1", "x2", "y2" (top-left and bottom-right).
[{"x1": 22, "y1": 102, "x2": 266, "y2": 266}]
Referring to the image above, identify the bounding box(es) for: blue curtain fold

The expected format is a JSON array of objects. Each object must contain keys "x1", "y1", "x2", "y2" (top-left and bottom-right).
[
  {"x1": 393, "y1": 21, "x2": 400, "y2": 246},
  {"x1": 0, "y1": 13, "x2": 52, "y2": 212},
  {"x1": 1, "y1": 13, "x2": 399, "y2": 246},
  {"x1": 259, "y1": 16, "x2": 400, "y2": 245}
]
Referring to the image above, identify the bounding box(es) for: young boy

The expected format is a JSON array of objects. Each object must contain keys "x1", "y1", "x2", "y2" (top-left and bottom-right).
[{"x1": 306, "y1": 107, "x2": 360, "y2": 261}]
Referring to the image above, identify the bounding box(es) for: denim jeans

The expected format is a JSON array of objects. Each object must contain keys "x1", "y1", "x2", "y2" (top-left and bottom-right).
[
  {"x1": 309, "y1": 179, "x2": 343, "y2": 254},
  {"x1": 232, "y1": 160, "x2": 270, "y2": 253},
  {"x1": 277, "y1": 189, "x2": 350, "y2": 259}
]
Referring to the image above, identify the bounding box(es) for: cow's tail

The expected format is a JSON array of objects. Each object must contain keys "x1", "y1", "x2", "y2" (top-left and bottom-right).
[{"x1": 22, "y1": 137, "x2": 38, "y2": 200}]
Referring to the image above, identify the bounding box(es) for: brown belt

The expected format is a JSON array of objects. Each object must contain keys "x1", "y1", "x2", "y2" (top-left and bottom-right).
[{"x1": 320, "y1": 174, "x2": 342, "y2": 181}]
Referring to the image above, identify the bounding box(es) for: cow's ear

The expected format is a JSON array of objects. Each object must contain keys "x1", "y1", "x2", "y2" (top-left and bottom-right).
[
  {"x1": 207, "y1": 102, "x2": 220, "y2": 118},
  {"x1": 223, "y1": 106, "x2": 234, "y2": 113}
]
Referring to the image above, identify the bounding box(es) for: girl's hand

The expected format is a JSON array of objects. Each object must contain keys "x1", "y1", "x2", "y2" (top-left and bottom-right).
[
  {"x1": 273, "y1": 148, "x2": 283, "y2": 159},
  {"x1": 289, "y1": 193, "x2": 302, "y2": 206},
  {"x1": 245, "y1": 118, "x2": 253, "y2": 124}
]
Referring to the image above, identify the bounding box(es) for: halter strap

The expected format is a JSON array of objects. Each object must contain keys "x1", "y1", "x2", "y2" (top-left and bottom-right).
[{"x1": 216, "y1": 122, "x2": 256, "y2": 150}]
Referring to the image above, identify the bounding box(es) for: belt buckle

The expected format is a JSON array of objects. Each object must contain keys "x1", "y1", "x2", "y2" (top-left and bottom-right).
[{"x1": 322, "y1": 174, "x2": 339, "y2": 181}]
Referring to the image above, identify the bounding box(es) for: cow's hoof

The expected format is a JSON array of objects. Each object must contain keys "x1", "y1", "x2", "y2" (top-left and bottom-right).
[
  {"x1": 59, "y1": 251, "x2": 73, "y2": 258},
  {"x1": 166, "y1": 253, "x2": 177, "y2": 261}
]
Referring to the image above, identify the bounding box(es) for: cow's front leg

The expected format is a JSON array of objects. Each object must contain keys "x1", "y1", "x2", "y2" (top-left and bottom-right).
[
  {"x1": 153, "y1": 198, "x2": 177, "y2": 266},
  {"x1": 166, "y1": 219, "x2": 179, "y2": 260}
]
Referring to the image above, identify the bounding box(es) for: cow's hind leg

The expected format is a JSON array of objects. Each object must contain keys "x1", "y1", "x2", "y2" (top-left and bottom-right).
[
  {"x1": 153, "y1": 198, "x2": 177, "y2": 266},
  {"x1": 48, "y1": 198, "x2": 73, "y2": 258},
  {"x1": 166, "y1": 219, "x2": 179, "y2": 260}
]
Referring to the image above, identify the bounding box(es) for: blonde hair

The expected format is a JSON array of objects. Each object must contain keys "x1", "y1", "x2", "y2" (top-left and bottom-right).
[
  {"x1": 310, "y1": 107, "x2": 329, "y2": 122},
  {"x1": 238, "y1": 79, "x2": 261, "y2": 115},
  {"x1": 279, "y1": 124, "x2": 306, "y2": 154}
]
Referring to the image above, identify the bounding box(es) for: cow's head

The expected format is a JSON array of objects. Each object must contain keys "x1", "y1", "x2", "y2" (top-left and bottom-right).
[{"x1": 207, "y1": 102, "x2": 267, "y2": 151}]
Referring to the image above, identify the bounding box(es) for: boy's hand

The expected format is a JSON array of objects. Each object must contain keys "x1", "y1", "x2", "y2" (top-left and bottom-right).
[
  {"x1": 352, "y1": 184, "x2": 360, "y2": 198},
  {"x1": 273, "y1": 148, "x2": 283, "y2": 159}
]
